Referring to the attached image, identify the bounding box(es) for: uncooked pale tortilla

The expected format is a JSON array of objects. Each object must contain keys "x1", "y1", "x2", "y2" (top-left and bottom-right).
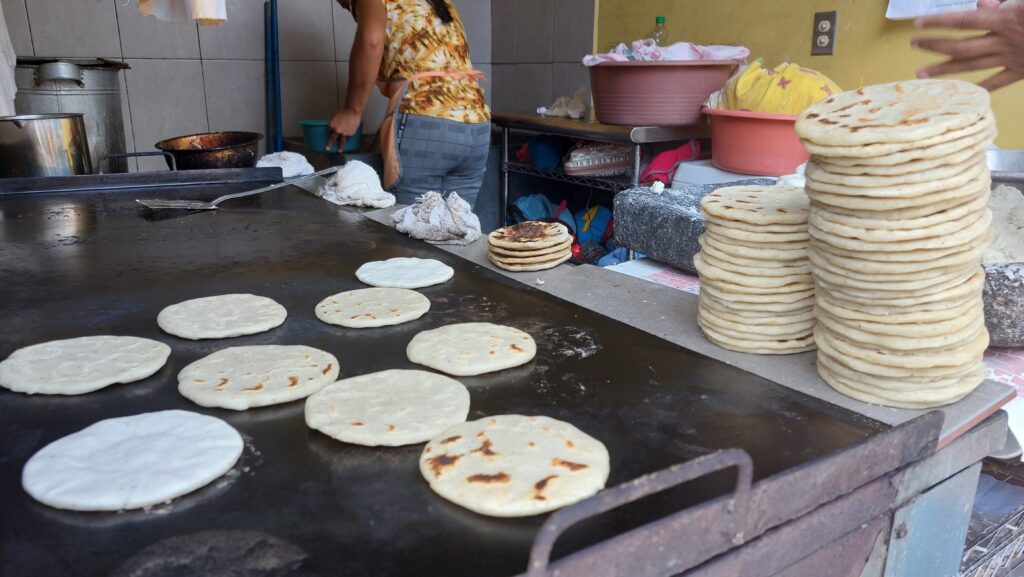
[
  {"x1": 305, "y1": 369, "x2": 470, "y2": 446},
  {"x1": 356, "y1": 257, "x2": 454, "y2": 289},
  {"x1": 157, "y1": 294, "x2": 287, "y2": 340},
  {"x1": 407, "y1": 323, "x2": 536, "y2": 376},
  {"x1": 419, "y1": 415, "x2": 609, "y2": 517},
  {"x1": 178, "y1": 345, "x2": 340, "y2": 410},
  {"x1": 22, "y1": 410, "x2": 242, "y2": 511},
  {"x1": 0, "y1": 336, "x2": 171, "y2": 395},
  {"x1": 315, "y1": 288, "x2": 429, "y2": 328}
]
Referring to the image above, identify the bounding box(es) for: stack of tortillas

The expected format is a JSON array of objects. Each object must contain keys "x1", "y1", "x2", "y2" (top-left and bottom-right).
[
  {"x1": 694, "y1": 185, "x2": 816, "y2": 355},
  {"x1": 795, "y1": 79, "x2": 995, "y2": 408},
  {"x1": 487, "y1": 221, "x2": 572, "y2": 271}
]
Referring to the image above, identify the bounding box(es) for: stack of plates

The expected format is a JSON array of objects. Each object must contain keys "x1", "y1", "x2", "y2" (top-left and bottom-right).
[
  {"x1": 487, "y1": 221, "x2": 572, "y2": 272},
  {"x1": 795, "y1": 79, "x2": 995, "y2": 408},
  {"x1": 694, "y1": 185, "x2": 816, "y2": 354}
]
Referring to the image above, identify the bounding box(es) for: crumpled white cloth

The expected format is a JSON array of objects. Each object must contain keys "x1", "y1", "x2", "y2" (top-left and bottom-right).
[
  {"x1": 538, "y1": 86, "x2": 587, "y2": 119},
  {"x1": 390, "y1": 191, "x2": 481, "y2": 245},
  {"x1": 138, "y1": 0, "x2": 227, "y2": 25},
  {"x1": 316, "y1": 160, "x2": 395, "y2": 208},
  {"x1": 583, "y1": 39, "x2": 748, "y2": 66},
  {"x1": 0, "y1": 1, "x2": 17, "y2": 116},
  {"x1": 256, "y1": 151, "x2": 314, "y2": 178}
]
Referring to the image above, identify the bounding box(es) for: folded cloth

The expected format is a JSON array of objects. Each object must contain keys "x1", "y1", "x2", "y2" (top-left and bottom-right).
[
  {"x1": 256, "y1": 151, "x2": 315, "y2": 178},
  {"x1": 584, "y1": 39, "x2": 748, "y2": 66},
  {"x1": 139, "y1": 0, "x2": 227, "y2": 25},
  {"x1": 390, "y1": 191, "x2": 482, "y2": 245},
  {"x1": 705, "y1": 60, "x2": 840, "y2": 115},
  {"x1": 0, "y1": 1, "x2": 16, "y2": 116},
  {"x1": 316, "y1": 160, "x2": 395, "y2": 208}
]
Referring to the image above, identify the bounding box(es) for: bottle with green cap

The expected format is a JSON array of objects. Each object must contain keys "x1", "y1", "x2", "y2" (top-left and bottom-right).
[{"x1": 651, "y1": 16, "x2": 668, "y2": 46}]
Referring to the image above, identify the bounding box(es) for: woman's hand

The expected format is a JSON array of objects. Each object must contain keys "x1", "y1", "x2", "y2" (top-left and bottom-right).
[
  {"x1": 326, "y1": 107, "x2": 361, "y2": 151},
  {"x1": 912, "y1": 1, "x2": 1024, "y2": 90}
]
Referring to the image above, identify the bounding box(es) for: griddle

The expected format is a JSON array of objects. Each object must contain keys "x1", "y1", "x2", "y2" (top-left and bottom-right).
[{"x1": 0, "y1": 170, "x2": 939, "y2": 576}]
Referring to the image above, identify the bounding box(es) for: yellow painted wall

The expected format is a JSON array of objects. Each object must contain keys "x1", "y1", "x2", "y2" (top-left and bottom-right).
[{"x1": 596, "y1": 0, "x2": 1023, "y2": 148}]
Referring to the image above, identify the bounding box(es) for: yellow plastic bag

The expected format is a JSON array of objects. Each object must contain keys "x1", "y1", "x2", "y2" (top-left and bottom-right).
[{"x1": 714, "y1": 60, "x2": 841, "y2": 115}]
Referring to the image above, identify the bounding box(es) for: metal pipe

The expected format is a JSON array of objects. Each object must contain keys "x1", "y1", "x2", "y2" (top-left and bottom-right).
[
  {"x1": 499, "y1": 126, "x2": 507, "y2": 225},
  {"x1": 271, "y1": 0, "x2": 283, "y2": 152},
  {"x1": 632, "y1": 143, "x2": 641, "y2": 187},
  {"x1": 264, "y1": 2, "x2": 275, "y2": 150}
]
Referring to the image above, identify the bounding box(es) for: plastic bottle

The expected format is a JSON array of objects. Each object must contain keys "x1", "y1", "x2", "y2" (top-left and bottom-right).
[{"x1": 651, "y1": 16, "x2": 668, "y2": 46}]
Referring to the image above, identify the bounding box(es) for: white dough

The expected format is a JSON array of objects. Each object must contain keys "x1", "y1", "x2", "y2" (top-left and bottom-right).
[
  {"x1": 407, "y1": 323, "x2": 536, "y2": 376},
  {"x1": 305, "y1": 369, "x2": 470, "y2": 446},
  {"x1": 22, "y1": 410, "x2": 243, "y2": 511},
  {"x1": 157, "y1": 294, "x2": 287, "y2": 340},
  {"x1": 0, "y1": 336, "x2": 171, "y2": 395},
  {"x1": 178, "y1": 345, "x2": 340, "y2": 410},
  {"x1": 355, "y1": 257, "x2": 454, "y2": 289},
  {"x1": 983, "y1": 184, "x2": 1024, "y2": 264},
  {"x1": 315, "y1": 288, "x2": 430, "y2": 328},
  {"x1": 419, "y1": 415, "x2": 610, "y2": 517}
]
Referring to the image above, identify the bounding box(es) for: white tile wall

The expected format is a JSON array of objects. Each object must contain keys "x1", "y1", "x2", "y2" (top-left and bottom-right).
[
  {"x1": 124, "y1": 59, "x2": 209, "y2": 171},
  {"x1": 4, "y1": 0, "x2": 516, "y2": 171},
  {"x1": 2, "y1": 0, "x2": 33, "y2": 56}
]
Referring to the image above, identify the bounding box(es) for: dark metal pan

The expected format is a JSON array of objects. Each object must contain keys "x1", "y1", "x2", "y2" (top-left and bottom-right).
[{"x1": 154, "y1": 131, "x2": 263, "y2": 171}]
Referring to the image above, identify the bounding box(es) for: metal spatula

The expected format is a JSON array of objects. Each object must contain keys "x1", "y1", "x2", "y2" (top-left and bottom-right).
[{"x1": 135, "y1": 166, "x2": 340, "y2": 210}]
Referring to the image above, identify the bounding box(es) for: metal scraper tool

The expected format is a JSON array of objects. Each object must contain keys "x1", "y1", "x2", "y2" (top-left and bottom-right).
[{"x1": 135, "y1": 165, "x2": 340, "y2": 210}]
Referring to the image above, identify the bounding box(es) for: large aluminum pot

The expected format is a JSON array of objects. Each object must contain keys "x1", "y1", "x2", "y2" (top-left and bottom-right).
[
  {"x1": 0, "y1": 113, "x2": 92, "y2": 178},
  {"x1": 15, "y1": 58, "x2": 130, "y2": 173}
]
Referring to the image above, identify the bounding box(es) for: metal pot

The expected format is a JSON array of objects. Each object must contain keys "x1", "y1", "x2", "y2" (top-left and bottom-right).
[
  {"x1": 15, "y1": 58, "x2": 130, "y2": 173},
  {"x1": 154, "y1": 131, "x2": 263, "y2": 171},
  {"x1": 0, "y1": 113, "x2": 92, "y2": 178}
]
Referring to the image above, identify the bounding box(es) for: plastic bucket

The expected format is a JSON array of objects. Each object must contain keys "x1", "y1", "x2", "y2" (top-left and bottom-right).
[
  {"x1": 589, "y1": 61, "x2": 737, "y2": 126},
  {"x1": 703, "y1": 108, "x2": 809, "y2": 176},
  {"x1": 299, "y1": 119, "x2": 362, "y2": 153}
]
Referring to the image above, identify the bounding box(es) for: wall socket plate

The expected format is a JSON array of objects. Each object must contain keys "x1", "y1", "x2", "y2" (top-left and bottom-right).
[{"x1": 812, "y1": 11, "x2": 837, "y2": 55}]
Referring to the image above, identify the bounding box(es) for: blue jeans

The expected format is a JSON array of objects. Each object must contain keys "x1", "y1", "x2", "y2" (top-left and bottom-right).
[{"x1": 393, "y1": 113, "x2": 490, "y2": 208}]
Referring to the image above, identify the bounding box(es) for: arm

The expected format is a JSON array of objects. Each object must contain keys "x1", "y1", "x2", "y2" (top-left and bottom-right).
[
  {"x1": 911, "y1": 1, "x2": 1024, "y2": 91},
  {"x1": 327, "y1": 0, "x2": 387, "y2": 150}
]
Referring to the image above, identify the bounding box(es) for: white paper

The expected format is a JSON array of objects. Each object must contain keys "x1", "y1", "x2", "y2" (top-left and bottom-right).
[{"x1": 886, "y1": 0, "x2": 977, "y2": 20}]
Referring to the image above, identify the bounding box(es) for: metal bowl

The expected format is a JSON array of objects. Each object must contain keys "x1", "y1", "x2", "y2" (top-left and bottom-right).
[{"x1": 155, "y1": 131, "x2": 263, "y2": 171}]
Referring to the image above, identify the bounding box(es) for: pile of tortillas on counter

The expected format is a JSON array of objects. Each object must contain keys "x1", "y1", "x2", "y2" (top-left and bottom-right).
[
  {"x1": 796, "y1": 79, "x2": 994, "y2": 409},
  {"x1": 689, "y1": 79, "x2": 998, "y2": 410},
  {"x1": 2, "y1": 254, "x2": 610, "y2": 518},
  {"x1": 693, "y1": 185, "x2": 816, "y2": 355},
  {"x1": 487, "y1": 221, "x2": 573, "y2": 271}
]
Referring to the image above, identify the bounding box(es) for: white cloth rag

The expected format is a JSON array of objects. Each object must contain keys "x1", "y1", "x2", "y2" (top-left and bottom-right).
[
  {"x1": 584, "y1": 39, "x2": 749, "y2": 66},
  {"x1": 316, "y1": 160, "x2": 395, "y2": 208},
  {"x1": 138, "y1": 0, "x2": 227, "y2": 25},
  {"x1": 257, "y1": 151, "x2": 314, "y2": 178},
  {"x1": 0, "y1": 1, "x2": 17, "y2": 116},
  {"x1": 390, "y1": 191, "x2": 482, "y2": 245}
]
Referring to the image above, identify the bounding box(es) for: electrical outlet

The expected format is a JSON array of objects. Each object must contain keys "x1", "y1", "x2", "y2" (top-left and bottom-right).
[{"x1": 812, "y1": 11, "x2": 837, "y2": 56}]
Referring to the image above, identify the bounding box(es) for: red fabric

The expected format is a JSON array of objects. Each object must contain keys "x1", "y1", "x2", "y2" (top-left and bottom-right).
[
  {"x1": 639, "y1": 140, "x2": 701, "y2": 185},
  {"x1": 516, "y1": 144, "x2": 531, "y2": 163}
]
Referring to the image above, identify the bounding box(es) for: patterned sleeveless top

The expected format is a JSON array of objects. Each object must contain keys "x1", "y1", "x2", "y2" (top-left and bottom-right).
[{"x1": 358, "y1": 0, "x2": 490, "y2": 123}]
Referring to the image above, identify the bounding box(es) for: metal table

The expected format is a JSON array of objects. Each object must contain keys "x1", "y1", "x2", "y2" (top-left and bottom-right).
[
  {"x1": 491, "y1": 113, "x2": 709, "y2": 220},
  {"x1": 0, "y1": 169, "x2": 986, "y2": 576}
]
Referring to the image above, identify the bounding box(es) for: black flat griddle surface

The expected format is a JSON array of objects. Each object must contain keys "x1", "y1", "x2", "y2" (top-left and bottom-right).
[{"x1": 0, "y1": 184, "x2": 888, "y2": 576}]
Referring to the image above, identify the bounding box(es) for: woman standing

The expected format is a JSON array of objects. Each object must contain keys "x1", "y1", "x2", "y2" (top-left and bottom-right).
[{"x1": 329, "y1": 0, "x2": 491, "y2": 207}]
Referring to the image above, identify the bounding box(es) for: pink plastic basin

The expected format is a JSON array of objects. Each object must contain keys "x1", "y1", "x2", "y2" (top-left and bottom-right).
[
  {"x1": 703, "y1": 108, "x2": 810, "y2": 176},
  {"x1": 589, "y1": 61, "x2": 737, "y2": 126}
]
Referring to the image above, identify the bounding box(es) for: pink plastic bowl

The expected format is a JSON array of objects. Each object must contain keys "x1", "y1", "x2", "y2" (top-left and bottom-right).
[
  {"x1": 702, "y1": 108, "x2": 810, "y2": 176},
  {"x1": 589, "y1": 61, "x2": 737, "y2": 126}
]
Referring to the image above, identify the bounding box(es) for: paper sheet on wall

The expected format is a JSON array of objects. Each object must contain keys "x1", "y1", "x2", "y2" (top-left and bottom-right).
[{"x1": 886, "y1": 0, "x2": 978, "y2": 20}]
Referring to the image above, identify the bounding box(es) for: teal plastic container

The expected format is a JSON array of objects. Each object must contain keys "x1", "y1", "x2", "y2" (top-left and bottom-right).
[{"x1": 299, "y1": 119, "x2": 362, "y2": 153}]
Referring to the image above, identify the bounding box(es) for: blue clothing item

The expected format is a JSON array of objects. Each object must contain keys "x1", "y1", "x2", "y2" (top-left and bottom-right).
[{"x1": 393, "y1": 113, "x2": 491, "y2": 208}]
